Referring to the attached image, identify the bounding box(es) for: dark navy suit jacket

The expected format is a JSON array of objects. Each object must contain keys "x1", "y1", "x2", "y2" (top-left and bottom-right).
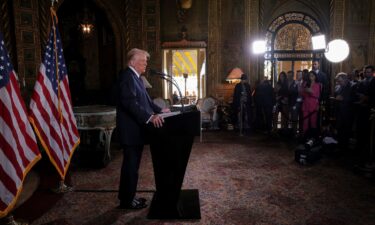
[{"x1": 115, "y1": 67, "x2": 161, "y2": 146}]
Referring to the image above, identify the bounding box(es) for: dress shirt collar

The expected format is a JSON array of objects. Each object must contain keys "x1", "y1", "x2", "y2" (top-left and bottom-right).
[{"x1": 129, "y1": 66, "x2": 140, "y2": 78}]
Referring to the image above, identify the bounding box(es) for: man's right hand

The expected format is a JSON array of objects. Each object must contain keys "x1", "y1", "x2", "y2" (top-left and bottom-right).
[{"x1": 151, "y1": 114, "x2": 164, "y2": 128}]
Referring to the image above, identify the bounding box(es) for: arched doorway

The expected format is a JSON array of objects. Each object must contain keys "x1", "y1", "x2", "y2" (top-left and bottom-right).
[
  {"x1": 264, "y1": 12, "x2": 324, "y2": 85},
  {"x1": 57, "y1": 0, "x2": 116, "y2": 106}
]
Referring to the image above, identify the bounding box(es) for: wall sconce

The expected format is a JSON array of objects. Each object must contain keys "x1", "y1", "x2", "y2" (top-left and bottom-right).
[
  {"x1": 179, "y1": 0, "x2": 193, "y2": 9},
  {"x1": 80, "y1": 1, "x2": 94, "y2": 36},
  {"x1": 226, "y1": 68, "x2": 243, "y2": 84},
  {"x1": 81, "y1": 23, "x2": 93, "y2": 35},
  {"x1": 176, "y1": 0, "x2": 193, "y2": 23}
]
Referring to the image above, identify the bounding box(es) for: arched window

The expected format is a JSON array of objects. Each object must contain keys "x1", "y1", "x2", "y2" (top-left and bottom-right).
[{"x1": 264, "y1": 12, "x2": 324, "y2": 84}]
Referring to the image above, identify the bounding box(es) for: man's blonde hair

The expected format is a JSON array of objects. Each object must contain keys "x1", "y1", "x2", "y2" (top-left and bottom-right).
[{"x1": 127, "y1": 48, "x2": 150, "y2": 64}]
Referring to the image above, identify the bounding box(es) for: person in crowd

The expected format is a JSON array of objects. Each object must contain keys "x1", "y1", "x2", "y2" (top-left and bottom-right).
[
  {"x1": 274, "y1": 71, "x2": 289, "y2": 129},
  {"x1": 254, "y1": 76, "x2": 274, "y2": 134},
  {"x1": 232, "y1": 74, "x2": 253, "y2": 132},
  {"x1": 300, "y1": 71, "x2": 321, "y2": 138},
  {"x1": 295, "y1": 70, "x2": 303, "y2": 86},
  {"x1": 367, "y1": 65, "x2": 375, "y2": 108},
  {"x1": 172, "y1": 90, "x2": 179, "y2": 104},
  {"x1": 287, "y1": 70, "x2": 299, "y2": 135},
  {"x1": 312, "y1": 60, "x2": 329, "y2": 102},
  {"x1": 298, "y1": 69, "x2": 310, "y2": 134},
  {"x1": 115, "y1": 48, "x2": 170, "y2": 209},
  {"x1": 334, "y1": 73, "x2": 354, "y2": 151},
  {"x1": 348, "y1": 69, "x2": 360, "y2": 86},
  {"x1": 353, "y1": 65, "x2": 374, "y2": 164}
]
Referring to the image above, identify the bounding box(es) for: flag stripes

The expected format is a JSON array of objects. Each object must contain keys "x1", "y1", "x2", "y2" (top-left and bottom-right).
[
  {"x1": 29, "y1": 15, "x2": 80, "y2": 179},
  {"x1": 0, "y1": 32, "x2": 41, "y2": 217}
]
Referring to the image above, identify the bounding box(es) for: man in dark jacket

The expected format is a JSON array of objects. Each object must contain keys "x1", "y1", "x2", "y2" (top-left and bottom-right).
[
  {"x1": 232, "y1": 74, "x2": 253, "y2": 133},
  {"x1": 115, "y1": 48, "x2": 170, "y2": 209},
  {"x1": 312, "y1": 60, "x2": 329, "y2": 102},
  {"x1": 254, "y1": 76, "x2": 274, "y2": 133}
]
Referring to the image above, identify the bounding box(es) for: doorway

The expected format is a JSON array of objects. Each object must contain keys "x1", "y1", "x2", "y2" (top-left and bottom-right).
[
  {"x1": 276, "y1": 60, "x2": 312, "y2": 77},
  {"x1": 264, "y1": 12, "x2": 325, "y2": 85},
  {"x1": 162, "y1": 48, "x2": 206, "y2": 104},
  {"x1": 58, "y1": 0, "x2": 116, "y2": 106}
]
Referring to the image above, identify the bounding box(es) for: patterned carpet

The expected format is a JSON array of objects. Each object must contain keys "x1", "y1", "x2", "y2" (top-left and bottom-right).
[{"x1": 12, "y1": 131, "x2": 375, "y2": 225}]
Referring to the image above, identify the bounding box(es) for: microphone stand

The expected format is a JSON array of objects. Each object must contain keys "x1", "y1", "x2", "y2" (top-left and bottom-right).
[{"x1": 153, "y1": 72, "x2": 185, "y2": 113}]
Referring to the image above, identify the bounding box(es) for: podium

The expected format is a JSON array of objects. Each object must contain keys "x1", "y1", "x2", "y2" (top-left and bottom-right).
[{"x1": 146, "y1": 111, "x2": 201, "y2": 219}]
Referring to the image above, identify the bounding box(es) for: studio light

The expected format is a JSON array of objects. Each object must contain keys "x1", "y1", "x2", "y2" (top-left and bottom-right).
[
  {"x1": 252, "y1": 40, "x2": 266, "y2": 54},
  {"x1": 312, "y1": 34, "x2": 326, "y2": 50},
  {"x1": 324, "y1": 39, "x2": 350, "y2": 63}
]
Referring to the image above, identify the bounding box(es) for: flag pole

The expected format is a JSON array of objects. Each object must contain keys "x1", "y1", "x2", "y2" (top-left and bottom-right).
[{"x1": 49, "y1": 0, "x2": 73, "y2": 194}]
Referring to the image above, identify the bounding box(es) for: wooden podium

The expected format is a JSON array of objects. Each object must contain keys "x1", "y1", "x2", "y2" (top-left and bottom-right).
[{"x1": 146, "y1": 111, "x2": 201, "y2": 219}]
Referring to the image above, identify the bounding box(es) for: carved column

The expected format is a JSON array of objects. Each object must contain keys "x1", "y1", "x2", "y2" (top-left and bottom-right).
[
  {"x1": 38, "y1": 0, "x2": 50, "y2": 54},
  {"x1": 0, "y1": 0, "x2": 17, "y2": 65},
  {"x1": 207, "y1": 0, "x2": 221, "y2": 97},
  {"x1": 13, "y1": 0, "x2": 42, "y2": 101},
  {"x1": 142, "y1": 0, "x2": 161, "y2": 97},
  {"x1": 244, "y1": 0, "x2": 260, "y2": 85},
  {"x1": 329, "y1": 0, "x2": 346, "y2": 75},
  {"x1": 368, "y1": 0, "x2": 375, "y2": 64}
]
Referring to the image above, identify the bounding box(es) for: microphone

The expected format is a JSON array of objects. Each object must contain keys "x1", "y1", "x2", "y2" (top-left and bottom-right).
[
  {"x1": 149, "y1": 69, "x2": 166, "y2": 77},
  {"x1": 149, "y1": 69, "x2": 185, "y2": 113}
]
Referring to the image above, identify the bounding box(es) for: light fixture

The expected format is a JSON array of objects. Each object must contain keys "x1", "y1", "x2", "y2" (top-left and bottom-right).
[
  {"x1": 312, "y1": 34, "x2": 326, "y2": 50},
  {"x1": 80, "y1": 1, "x2": 94, "y2": 35},
  {"x1": 252, "y1": 40, "x2": 266, "y2": 54},
  {"x1": 179, "y1": 0, "x2": 193, "y2": 9},
  {"x1": 81, "y1": 24, "x2": 93, "y2": 34},
  {"x1": 324, "y1": 39, "x2": 350, "y2": 63},
  {"x1": 226, "y1": 67, "x2": 243, "y2": 83}
]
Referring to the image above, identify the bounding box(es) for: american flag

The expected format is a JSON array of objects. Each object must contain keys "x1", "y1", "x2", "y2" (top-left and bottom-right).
[
  {"x1": 0, "y1": 33, "x2": 41, "y2": 218},
  {"x1": 29, "y1": 17, "x2": 80, "y2": 180}
]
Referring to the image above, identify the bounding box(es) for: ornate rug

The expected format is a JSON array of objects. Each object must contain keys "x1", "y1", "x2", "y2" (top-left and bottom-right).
[{"x1": 12, "y1": 131, "x2": 375, "y2": 225}]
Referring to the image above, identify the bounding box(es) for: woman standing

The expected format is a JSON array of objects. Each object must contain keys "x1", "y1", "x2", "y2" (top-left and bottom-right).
[{"x1": 300, "y1": 71, "x2": 321, "y2": 138}]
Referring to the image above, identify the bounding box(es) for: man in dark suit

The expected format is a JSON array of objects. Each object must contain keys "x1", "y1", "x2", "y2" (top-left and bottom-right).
[
  {"x1": 115, "y1": 48, "x2": 170, "y2": 209},
  {"x1": 312, "y1": 60, "x2": 329, "y2": 102},
  {"x1": 312, "y1": 60, "x2": 329, "y2": 128}
]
